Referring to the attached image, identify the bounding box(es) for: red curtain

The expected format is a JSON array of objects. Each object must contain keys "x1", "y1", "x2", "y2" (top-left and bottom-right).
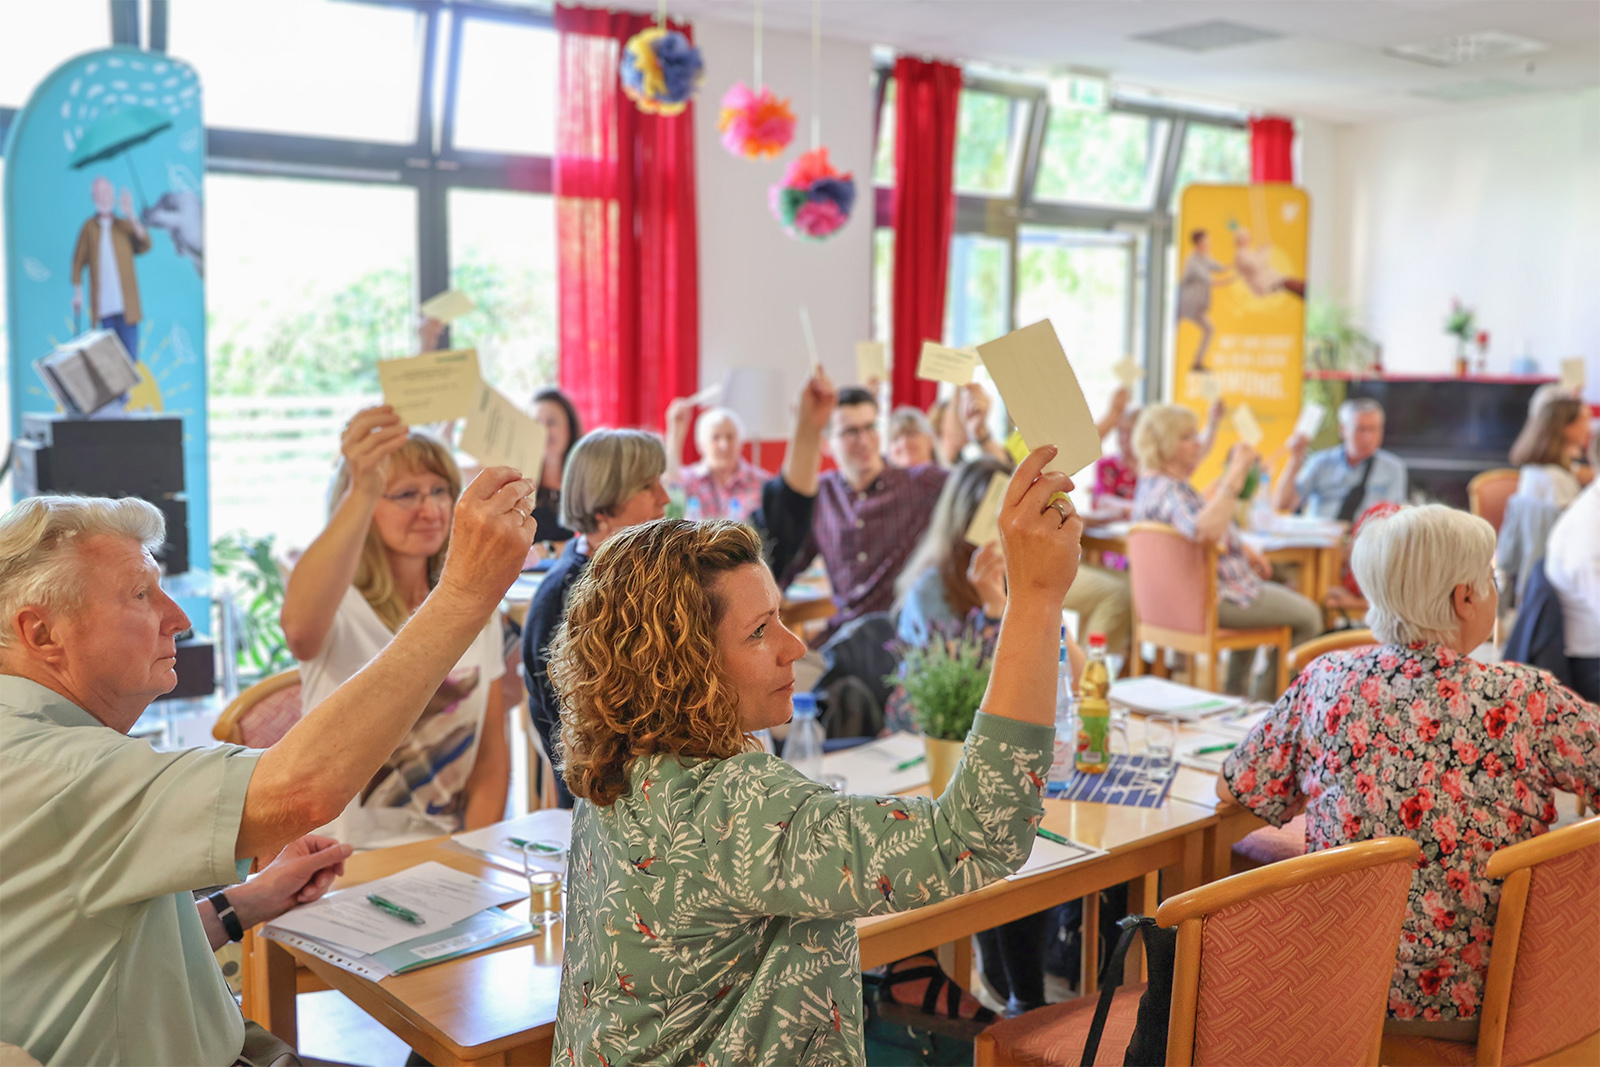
[
  {"x1": 890, "y1": 57, "x2": 963, "y2": 410},
  {"x1": 1249, "y1": 115, "x2": 1295, "y2": 183},
  {"x1": 554, "y1": 4, "x2": 699, "y2": 432}
]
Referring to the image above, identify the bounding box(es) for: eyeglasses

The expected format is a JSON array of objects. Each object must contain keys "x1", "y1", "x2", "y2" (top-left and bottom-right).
[
  {"x1": 833, "y1": 422, "x2": 879, "y2": 443},
  {"x1": 381, "y1": 486, "x2": 454, "y2": 510}
]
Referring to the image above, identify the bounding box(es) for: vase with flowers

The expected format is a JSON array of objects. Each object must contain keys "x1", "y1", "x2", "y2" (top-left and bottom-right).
[
  {"x1": 1445, "y1": 299, "x2": 1476, "y2": 377},
  {"x1": 886, "y1": 616, "x2": 995, "y2": 796}
]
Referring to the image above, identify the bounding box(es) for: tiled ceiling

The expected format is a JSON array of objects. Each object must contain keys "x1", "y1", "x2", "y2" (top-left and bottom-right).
[{"x1": 619, "y1": 1, "x2": 1600, "y2": 123}]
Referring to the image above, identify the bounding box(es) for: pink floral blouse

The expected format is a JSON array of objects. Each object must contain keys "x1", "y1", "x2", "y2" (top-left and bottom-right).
[{"x1": 1222, "y1": 642, "x2": 1600, "y2": 1023}]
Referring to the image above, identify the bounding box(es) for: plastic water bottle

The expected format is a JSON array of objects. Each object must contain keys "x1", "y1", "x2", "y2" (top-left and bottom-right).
[
  {"x1": 726, "y1": 497, "x2": 745, "y2": 524},
  {"x1": 685, "y1": 496, "x2": 703, "y2": 522},
  {"x1": 785, "y1": 692, "x2": 825, "y2": 781},
  {"x1": 752, "y1": 727, "x2": 775, "y2": 754},
  {"x1": 1049, "y1": 627, "x2": 1076, "y2": 790}
]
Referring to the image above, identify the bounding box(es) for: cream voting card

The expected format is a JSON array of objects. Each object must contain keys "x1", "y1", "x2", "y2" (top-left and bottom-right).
[
  {"x1": 1198, "y1": 371, "x2": 1223, "y2": 404},
  {"x1": 419, "y1": 289, "x2": 475, "y2": 324},
  {"x1": 1292, "y1": 401, "x2": 1327, "y2": 441},
  {"x1": 963, "y1": 471, "x2": 1009, "y2": 547},
  {"x1": 856, "y1": 341, "x2": 887, "y2": 384},
  {"x1": 1232, "y1": 403, "x2": 1264, "y2": 449},
  {"x1": 1560, "y1": 357, "x2": 1586, "y2": 394},
  {"x1": 916, "y1": 341, "x2": 979, "y2": 386},
  {"x1": 377, "y1": 348, "x2": 481, "y2": 425},
  {"x1": 460, "y1": 382, "x2": 547, "y2": 477},
  {"x1": 976, "y1": 320, "x2": 1102, "y2": 477},
  {"x1": 1111, "y1": 356, "x2": 1144, "y2": 387}
]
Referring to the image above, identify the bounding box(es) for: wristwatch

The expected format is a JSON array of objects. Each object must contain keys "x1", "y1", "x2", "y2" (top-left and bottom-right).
[{"x1": 207, "y1": 890, "x2": 245, "y2": 943}]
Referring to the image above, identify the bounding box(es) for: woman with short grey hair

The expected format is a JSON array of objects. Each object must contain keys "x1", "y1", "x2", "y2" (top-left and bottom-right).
[
  {"x1": 1219, "y1": 505, "x2": 1600, "y2": 1042},
  {"x1": 523, "y1": 428, "x2": 671, "y2": 807}
]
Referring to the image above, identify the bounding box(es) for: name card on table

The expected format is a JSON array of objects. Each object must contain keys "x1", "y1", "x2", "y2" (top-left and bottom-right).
[
  {"x1": 377, "y1": 348, "x2": 481, "y2": 425},
  {"x1": 976, "y1": 319, "x2": 1102, "y2": 477},
  {"x1": 460, "y1": 383, "x2": 548, "y2": 477},
  {"x1": 916, "y1": 341, "x2": 980, "y2": 386}
]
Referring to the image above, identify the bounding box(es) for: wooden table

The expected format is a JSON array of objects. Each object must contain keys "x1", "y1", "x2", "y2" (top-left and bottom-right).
[{"x1": 257, "y1": 795, "x2": 1220, "y2": 1060}]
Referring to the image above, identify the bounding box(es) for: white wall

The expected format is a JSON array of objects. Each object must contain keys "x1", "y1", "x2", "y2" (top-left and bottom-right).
[
  {"x1": 691, "y1": 15, "x2": 876, "y2": 440},
  {"x1": 1324, "y1": 88, "x2": 1600, "y2": 399}
]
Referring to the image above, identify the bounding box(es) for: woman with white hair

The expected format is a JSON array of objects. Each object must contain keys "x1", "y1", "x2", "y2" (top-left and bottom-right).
[
  {"x1": 521, "y1": 429, "x2": 671, "y2": 807},
  {"x1": 1220, "y1": 505, "x2": 1600, "y2": 1041},
  {"x1": 664, "y1": 397, "x2": 772, "y2": 521},
  {"x1": 1131, "y1": 403, "x2": 1323, "y2": 698}
]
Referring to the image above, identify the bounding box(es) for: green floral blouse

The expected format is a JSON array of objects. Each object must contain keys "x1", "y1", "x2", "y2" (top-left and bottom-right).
[{"x1": 553, "y1": 712, "x2": 1052, "y2": 1066}]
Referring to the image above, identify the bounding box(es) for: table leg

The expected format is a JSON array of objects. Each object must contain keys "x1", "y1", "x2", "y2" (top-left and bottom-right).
[
  {"x1": 1179, "y1": 829, "x2": 1205, "y2": 893},
  {"x1": 1080, "y1": 892, "x2": 1100, "y2": 996},
  {"x1": 252, "y1": 938, "x2": 299, "y2": 1046}
]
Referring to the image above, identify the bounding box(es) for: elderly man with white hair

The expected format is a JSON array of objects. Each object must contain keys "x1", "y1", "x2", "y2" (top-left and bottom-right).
[
  {"x1": 1217, "y1": 505, "x2": 1600, "y2": 1042},
  {"x1": 664, "y1": 397, "x2": 773, "y2": 521},
  {"x1": 1273, "y1": 397, "x2": 1408, "y2": 521},
  {"x1": 0, "y1": 470, "x2": 537, "y2": 1066}
]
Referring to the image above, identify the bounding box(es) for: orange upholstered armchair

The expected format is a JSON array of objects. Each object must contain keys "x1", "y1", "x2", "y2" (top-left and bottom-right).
[{"x1": 976, "y1": 837, "x2": 1419, "y2": 1066}]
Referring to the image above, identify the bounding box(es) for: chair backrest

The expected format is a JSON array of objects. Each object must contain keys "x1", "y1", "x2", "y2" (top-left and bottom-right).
[
  {"x1": 211, "y1": 669, "x2": 303, "y2": 748},
  {"x1": 1468, "y1": 468, "x2": 1520, "y2": 535},
  {"x1": 1156, "y1": 837, "x2": 1419, "y2": 1067},
  {"x1": 1478, "y1": 816, "x2": 1600, "y2": 1067},
  {"x1": 1287, "y1": 628, "x2": 1376, "y2": 680},
  {"x1": 1126, "y1": 522, "x2": 1218, "y2": 638}
]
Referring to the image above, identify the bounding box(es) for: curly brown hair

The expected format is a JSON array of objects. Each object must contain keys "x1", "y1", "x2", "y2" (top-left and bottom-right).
[{"x1": 548, "y1": 518, "x2": 764, "y2": 806}]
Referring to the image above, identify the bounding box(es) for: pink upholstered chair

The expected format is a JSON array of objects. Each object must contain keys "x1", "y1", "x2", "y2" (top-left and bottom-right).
[
  {"x1": 1126, "y1": 522, "x2": 1291, "y2": 695},
  {"x1": 1381, "y1": 815, "x2": 1600, "y2": 1067},
  {"x1": 975, "y1": 837, "x2": 1419, "y2": 1067},
  {"x1": 1468, "y1": 469, "x2": 1520, "y2": 537},
  {"x1": 211, "y1": 669, "x2": 303, "y2": 748}
]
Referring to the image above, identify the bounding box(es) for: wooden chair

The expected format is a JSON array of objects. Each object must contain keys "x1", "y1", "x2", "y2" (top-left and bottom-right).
[
  {"x1": 1126, "y1": 522, "x2": 1291, "y2": 697},
  {"x1": 1381, "y1": 816, "x2": 1600, "y2": 1067},
  {"x1": 211, "y1": 669, "x2": 303, "y2": 747},
  {"x1": 975, "y1": 837, "x2": 1419, "y2": 1066},
  {"x1": 1468, "y1": 469, "x2": 1521, "y2": 536},
  {"x1": 1231, "y1": 629, "x2": 1376, "y2": 874}
]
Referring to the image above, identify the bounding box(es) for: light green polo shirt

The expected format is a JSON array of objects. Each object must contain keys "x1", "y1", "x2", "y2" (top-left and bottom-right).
[{"x1": 0, "y1": 675, "x2": 260, "y2": 1066}]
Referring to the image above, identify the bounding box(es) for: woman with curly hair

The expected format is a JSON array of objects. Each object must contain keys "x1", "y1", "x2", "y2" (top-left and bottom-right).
[{"x1": 548, "y1": 446, "x2": 1085, "y2": 1067}]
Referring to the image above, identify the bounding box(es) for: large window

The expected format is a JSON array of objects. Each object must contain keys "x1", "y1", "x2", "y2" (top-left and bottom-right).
[
  {"x1": 1035, "y1": 109, "x2": 1163, "y2": 207},
  {"x1": 447, "y1": 188, "x2": 557, "y2": 402},
  {"x1": 0, "y1": 0, "x2": 111, "y2": 109}
]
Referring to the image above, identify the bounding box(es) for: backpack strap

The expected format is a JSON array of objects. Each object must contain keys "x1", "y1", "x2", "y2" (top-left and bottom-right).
[{"x1": 1078, "y1": 915, "x2": 1155, "y2": 1067}]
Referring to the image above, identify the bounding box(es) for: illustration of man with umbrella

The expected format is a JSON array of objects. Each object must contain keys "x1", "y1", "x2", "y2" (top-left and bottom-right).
[{"x1": 68, "y1": 105, "x2": 172, "y2": 364}]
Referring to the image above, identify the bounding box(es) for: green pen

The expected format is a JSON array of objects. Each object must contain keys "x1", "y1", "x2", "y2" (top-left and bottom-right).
[
  {"x1": 366, "y1": 894, "x2": 425, "y2": 925},
  {"x1": 893, "y1": 754, "x2": 926, "y2": 772},
  {"x1": 1036, "y1": 828, "x2": 1071, "y2": 846},
  {"x1": 508, "y1": 837, "x2": 564, "y2": 854},
  {"x1": 1193, "y1": 742, "x2": 1237, "y2": 756}
]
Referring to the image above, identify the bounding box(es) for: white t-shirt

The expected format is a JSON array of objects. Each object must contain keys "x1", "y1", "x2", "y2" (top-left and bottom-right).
[
  {"x1": 299, "y1": 585, "x2": 504, "y2": 849},
  {"x1": 1516, "y1": 464, "x2": 1582, "y2": 510},
  {"x1": 1545, "y1": 482, "x2": 1600, "y2": 658}
]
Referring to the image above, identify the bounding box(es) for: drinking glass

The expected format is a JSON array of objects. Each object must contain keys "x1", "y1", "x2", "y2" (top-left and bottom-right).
[
  {"x1": 520, "y1": 842, "x2": 567, "y2": 925},
  {"x1": 1143, "y1": 715, "x2": 1179, "y2": 782}
]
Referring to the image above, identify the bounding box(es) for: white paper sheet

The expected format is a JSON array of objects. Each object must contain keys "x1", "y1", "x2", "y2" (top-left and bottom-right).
[
  {"x1": 916, "y1": 341, "x2": 979, "y2": 386},
  {"x1": 1006, "y1": 834, "x2": 1105, "y2": 881},
  {"x1": 856, "y1": 340, "x2": 888, "y2": 384},
  {"x1": 963, "y1": 471, "x2": 1009, "y2": 547},
  {"x1": 450, "y1": 809, "x2": 575, "y2": 874},
  {"x1": 266, "y1": 861, "x2": 526, "y2": 957},
  {"x1": 377, "y1": 348, "x2": 481, "y2": 425},
  {"x1": 1108, "y1": 677, "x2": 1243, "y2": 721},
  {"x1": 1293, "y1": 401, "x2": 1327, "y2": 441},
  {"x1": 976, "y1": 320, "x2": 1103, "y2": 478},
  {"x1": 419, "y1": 289, "x2": 476, "y2": 323},
  {"x1": 460, "y1": 382, "x2": 547, "y2": 477},
  {"x1": 1231, "y1": 403, "x2": 1264, "y2": 448},
  {"x1": 819, "y1": 733, "x2": 930, "y2": 796}
]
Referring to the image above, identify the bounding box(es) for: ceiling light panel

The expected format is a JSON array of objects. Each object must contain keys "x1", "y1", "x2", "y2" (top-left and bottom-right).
[
  {"x1": 1133, "y1": 19, "x2": 1284, "y2": 53},
  {"x1": 1387, "y1": 30, "x2": 1550, "y2": 68}
]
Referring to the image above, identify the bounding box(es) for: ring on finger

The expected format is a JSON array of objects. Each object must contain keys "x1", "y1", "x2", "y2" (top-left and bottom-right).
[{"x1": 1047, "y1": 499, "x2": 1073, "y2": 526}]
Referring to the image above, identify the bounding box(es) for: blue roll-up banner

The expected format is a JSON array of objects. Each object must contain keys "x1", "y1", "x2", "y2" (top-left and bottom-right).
[{"x1": 3, "y1": 46, "x2": 209, "y2": 582}]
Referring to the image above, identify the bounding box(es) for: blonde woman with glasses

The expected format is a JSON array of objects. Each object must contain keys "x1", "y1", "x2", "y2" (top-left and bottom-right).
[
  {"x1": 281, "y1": 405, "x2": 510, "y2": 849},
  {"x1": 549, "y1": 446, "x2": 1081, "y2": 1066}
]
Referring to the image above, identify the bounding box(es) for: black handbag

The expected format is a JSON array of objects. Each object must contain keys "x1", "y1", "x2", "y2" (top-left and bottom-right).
[{"x1": 1077, "y1": 915, "x2": 1179, "y2": 1067}]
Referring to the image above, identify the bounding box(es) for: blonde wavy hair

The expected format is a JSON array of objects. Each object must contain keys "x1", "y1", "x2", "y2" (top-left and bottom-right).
[
  {"x1": 549, "y1": 518, "x2": 763, "y2": 806},
  {"x1": 328, "y1": 432, "x2": 461, "y2": 632}
]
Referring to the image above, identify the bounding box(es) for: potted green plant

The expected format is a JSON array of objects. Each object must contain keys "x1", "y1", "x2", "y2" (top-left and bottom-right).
[
  {"x1": 887, "y1": 618, "x2": 994, "y2": 796},
  {"x1": 212, "y1": 530, "x2": 295, "y2": 684}
]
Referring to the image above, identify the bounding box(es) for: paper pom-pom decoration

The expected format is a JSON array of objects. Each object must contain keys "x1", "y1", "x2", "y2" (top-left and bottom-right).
[
  {"x1": 620, "y1": 26, "x2": 705, "y2": 116},
  {"x1": 769, "y1": 147, "x2": 856, "y2": 240},
  {"x1": 718, "y1": 82, "x2": 796, "y2": 160}
]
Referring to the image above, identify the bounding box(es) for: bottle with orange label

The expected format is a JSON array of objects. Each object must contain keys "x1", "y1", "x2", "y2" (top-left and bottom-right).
[{"x1": 1075, "y1": 633, "x2": 1111, "y2": 773}]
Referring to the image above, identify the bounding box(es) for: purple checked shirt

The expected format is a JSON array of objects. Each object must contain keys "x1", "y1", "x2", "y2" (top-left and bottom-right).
[{"x1": 781, "y1": 463, "x2": 948, "y2": 640}]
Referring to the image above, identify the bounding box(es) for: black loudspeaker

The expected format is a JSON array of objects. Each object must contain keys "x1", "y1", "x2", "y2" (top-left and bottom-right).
[
  {"x1": 152, "y1": 497, "x2": 189, "y2": 576},
  {"x1": 19, "y1": 414, "x2": 184, "y2": 497},
  {"x1": 160, "y1": 637, "x2": 217, "y2": 701}
]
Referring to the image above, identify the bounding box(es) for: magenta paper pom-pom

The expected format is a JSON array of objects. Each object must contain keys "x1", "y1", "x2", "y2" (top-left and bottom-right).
[
  {"x1": 718, "y1": 82, "x2": 796, "y2": 159},
  {"x1": 768, "y1": 147, "x2": 855, "y2": 241}
]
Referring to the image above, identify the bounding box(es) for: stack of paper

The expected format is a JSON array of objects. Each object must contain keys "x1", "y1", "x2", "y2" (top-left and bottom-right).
[
  {"x1": 818, "y1": 733, "x2": 930, "y2": 796},
  {"x1": 450, "y1": 809, "x2": 574, "y2": 875},
  {"x1": 1006, "y1": 834, "x2": 1105, "y2": 881},
  {"x1": 261, "y1": 861, "x2": 531, "y2": 981},
  {"x1": 1108, "y1": 677, "x2": 1243, "y2": 721}
]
